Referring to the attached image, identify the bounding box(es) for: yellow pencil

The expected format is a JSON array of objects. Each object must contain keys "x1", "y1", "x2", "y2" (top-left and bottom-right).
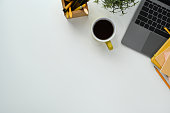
[
  {"x1": 69, "y1": 7, "x2": 72, "y2": 18},
  {"x1": 63, "y1": 1, "x2": 73, "y2": 12},
  {"x1": 66, "y1": 11, "x2": 69, "y2": 19},
  {"x1": 74, "y1": 4, "x2": 86, "y2": 11},
  {"x1": 164, "y1": 27, "x2": 170, "y2": 35}
]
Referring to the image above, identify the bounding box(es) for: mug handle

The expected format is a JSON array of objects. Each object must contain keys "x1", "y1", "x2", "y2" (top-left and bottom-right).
[{"x1": 105, "y1": 41, "x2": 113, "y2": 50}]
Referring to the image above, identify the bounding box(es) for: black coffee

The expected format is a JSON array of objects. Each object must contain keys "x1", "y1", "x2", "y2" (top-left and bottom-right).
[{"x1": 93, "y1": 20, "x2": 114, "y2": 40}]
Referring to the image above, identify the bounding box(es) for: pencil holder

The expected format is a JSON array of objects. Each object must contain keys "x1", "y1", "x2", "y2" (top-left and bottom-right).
[{"x1": 61, "y1": 0, "x2": 89, "y2": 19}]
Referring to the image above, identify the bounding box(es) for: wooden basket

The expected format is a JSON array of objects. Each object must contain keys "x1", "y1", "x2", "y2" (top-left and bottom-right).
[{"x1": 61, "y1": 0, "x2": 88, "y2": 19}]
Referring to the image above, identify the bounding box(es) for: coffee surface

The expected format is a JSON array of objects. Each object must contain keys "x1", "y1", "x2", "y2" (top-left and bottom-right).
[{"x1": 93, "y1": 20, "x2": 114, "y2": 40}]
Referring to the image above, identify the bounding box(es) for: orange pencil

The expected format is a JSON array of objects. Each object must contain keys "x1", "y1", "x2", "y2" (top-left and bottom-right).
[
  {"x1": 154, "y1": 66, "x2": 170, "y2": 89},
  {"x1": 164, "y1": 27, "x2": 170, "y2": 35}
]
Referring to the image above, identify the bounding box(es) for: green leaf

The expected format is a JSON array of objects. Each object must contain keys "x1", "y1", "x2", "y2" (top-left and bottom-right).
[{"x1": 94, "y1": 0, "x2": 139, "y2": 15}]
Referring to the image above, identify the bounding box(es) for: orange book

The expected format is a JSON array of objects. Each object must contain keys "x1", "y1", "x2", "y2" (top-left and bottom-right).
[
  {"x1": 155, "y1": 47, "x2": 170, "y2": 67},
  {"x1": 161, "y1": 55, "x2": 170, "y2": 77},
  {"x1": 151, "y1": 34, "x2": 170, "y2": 89}
]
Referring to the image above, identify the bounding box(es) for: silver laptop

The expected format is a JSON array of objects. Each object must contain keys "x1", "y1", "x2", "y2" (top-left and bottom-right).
[{"x1": 121, "y1": 0, "x2": 170, "y2": 58}]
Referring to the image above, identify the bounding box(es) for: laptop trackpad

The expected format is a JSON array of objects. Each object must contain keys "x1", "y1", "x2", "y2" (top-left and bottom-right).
[{"x1": 141, "y1": 32, "x2": 167, "y2": 58}]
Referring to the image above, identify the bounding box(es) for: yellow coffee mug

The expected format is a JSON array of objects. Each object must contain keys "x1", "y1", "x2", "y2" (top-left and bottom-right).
[{"x1": 91, "y1": 17, "x2": 116, "y2": 50}]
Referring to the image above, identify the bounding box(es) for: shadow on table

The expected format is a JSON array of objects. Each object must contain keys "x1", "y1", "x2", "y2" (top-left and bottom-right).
[{"x1": 67, "y1": 16, "x2": 89, "y2": 28}]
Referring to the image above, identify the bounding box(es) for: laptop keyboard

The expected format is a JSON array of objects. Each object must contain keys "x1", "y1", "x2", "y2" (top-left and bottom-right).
[{"x1": 135, "y1": 0, "x2": 170, "y2": 39}]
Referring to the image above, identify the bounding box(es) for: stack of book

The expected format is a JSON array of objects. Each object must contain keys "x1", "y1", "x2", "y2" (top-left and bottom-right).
[{"x1": 151, "y1": 28, "x2": 170, "y2": 89}]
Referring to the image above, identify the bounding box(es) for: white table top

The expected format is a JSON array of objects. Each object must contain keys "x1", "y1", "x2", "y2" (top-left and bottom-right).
[{"x1": 1, "y1": 0, "x2": 170, "y2": 113}]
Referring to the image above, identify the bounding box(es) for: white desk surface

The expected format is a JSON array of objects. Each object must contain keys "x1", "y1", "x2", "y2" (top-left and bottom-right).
[{"x1": 0, "y1": 0, "x2": 170, "y2": 113}]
